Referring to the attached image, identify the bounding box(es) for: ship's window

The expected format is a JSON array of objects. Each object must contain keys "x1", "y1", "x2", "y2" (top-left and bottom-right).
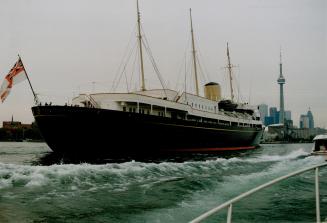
[
  {"x1": 129, "y1": 107, "x2": 132, "y2": 112},
  {"x1": 123, "y1": 107, "x2": 126, "y2": 112}
]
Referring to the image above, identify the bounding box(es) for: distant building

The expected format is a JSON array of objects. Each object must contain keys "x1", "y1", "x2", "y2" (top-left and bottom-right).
[
  {"x1": 292, "y1": 128, "x2": 327, "y2": 141},
  {"x1": 258, "y1": 104, "x2": 268, "y2": 121},
  {"x1": 285, "y1": 110, "x2": 292, "y2": 121},
  {"x1": 270, "y1": 107, "x2": 278, "y2": 124},
  {"x1": 300, "y1": 115, "x2": 309, "y2": 128},
  {"x1": 261, "y1": 105, "x2": 292, "y2": 127},
  {"x1": 299, "y1": 109, "x2": 314, "y2": 129},
  {"x1": 269, "y1": 107, "x2": 277, "y2": 117},
  {"x1": 264, "y1": 116, "x2": 275, "y2": 126},
  {"x1": 307, "y1": 109, "x2": 314, "y2": 129},
  {"x1": 2, "y1": 116, "x2": 32, "y2": 130},
  {"x1": 285, "y1": 119, "x2": 293, "y2": 128}
]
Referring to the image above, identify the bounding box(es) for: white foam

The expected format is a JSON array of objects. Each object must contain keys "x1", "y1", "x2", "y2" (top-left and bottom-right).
[
  {"x1": 0, "y1": 148, "x2": 318, "y2": 193},
  {"x1": 249, "y1": 148, "x2": 310, "y2": 162}
]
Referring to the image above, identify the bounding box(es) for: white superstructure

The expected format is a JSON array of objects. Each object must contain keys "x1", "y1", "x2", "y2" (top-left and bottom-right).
[{"x1": 72, "y1": 89, "x2": 262, "y2": 128}]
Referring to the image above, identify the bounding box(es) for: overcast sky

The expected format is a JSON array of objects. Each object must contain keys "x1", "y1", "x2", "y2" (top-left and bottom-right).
[{"x1": 0, "y1": 0, "x2": 326, "y2": 127}]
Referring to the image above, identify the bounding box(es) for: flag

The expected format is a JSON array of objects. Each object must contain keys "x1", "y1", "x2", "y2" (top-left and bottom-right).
[{"x1": 0, "y1": 58, "x2": 27, "y2": 102}]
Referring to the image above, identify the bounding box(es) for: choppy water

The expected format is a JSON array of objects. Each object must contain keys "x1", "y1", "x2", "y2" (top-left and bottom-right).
[{"x1": 0, "y1": 142, "x2": 326, "y2": 223}]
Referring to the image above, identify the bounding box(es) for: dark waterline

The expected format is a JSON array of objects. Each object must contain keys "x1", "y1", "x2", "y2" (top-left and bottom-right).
[{"x1": 0, "y1": 142, "x2": 326, "y2": 223}]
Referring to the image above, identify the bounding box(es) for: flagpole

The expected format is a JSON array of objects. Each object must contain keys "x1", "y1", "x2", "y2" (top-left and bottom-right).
[{"x1": 18, "y1": 54, "x2": 39, "y2": 104}]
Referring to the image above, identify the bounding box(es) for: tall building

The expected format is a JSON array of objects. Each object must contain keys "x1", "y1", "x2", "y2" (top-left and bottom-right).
[
  {"x1": 299, "y1": 109, "x2": 314, "y2": 129},
  {"x1": 300, "y1": 115, "x2": 309, "y2": 128},
  {"x1": 258, "y1": 104, "x2": 268, "y2": 121},
  {"x1": 307, "y1": 109, "x2": 314, "y2": 129},
  {"x1": 277, "y1": 50, "x2": 286, "y2": 124},
  {"x1": 285, "y1": 110, "x2": 292, "y2": 121},
  {"x1": 270, "y1": 107, "x2": 278, "y2": 124}
]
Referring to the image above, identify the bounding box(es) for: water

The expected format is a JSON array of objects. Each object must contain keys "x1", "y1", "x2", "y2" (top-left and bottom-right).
[{"x1": 0, "y1": 142, "x2": 326, "y2": 223}]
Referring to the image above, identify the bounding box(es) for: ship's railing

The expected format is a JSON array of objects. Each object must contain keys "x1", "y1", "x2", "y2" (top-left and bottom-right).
[
  {"x1": 86, "y1": 95, "x2": 100, "y2": 108},
  {"x1": 190, "y1": 162, "x2": 327, "y2": 223}
]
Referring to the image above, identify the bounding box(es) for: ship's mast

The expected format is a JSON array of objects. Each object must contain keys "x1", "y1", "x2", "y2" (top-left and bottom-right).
[
  {"x1": 226, "y1": 42, "x2": 234, "y2": 101},
  {"x1": 189, "y1": 8, "x2": 199, "y2": 96},
  {"x1": 137, "y1": 0, "x2": 146, "y2": 91}
]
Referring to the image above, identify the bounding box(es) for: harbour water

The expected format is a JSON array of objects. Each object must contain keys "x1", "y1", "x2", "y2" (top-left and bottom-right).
[{"x1": 0, "y1": 142, "x2": 326, "y2": 222}]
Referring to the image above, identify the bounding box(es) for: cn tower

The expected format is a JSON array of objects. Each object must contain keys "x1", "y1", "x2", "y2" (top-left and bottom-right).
[{"x1": 277, "y1": 50, "x2": 286, "y2": 124}]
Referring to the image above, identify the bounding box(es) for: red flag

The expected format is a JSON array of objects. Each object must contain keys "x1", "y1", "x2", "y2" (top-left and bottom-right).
[{"x1": 0, "y1": 58, "x2": 27, "y2": 102}]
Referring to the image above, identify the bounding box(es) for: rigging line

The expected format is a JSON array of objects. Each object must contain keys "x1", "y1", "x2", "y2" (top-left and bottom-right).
[
  {"x1": 221, "y1": 69, "x2": 228, "y2": 99},
  {"x1": 111, "y1": 24, "x2": 138, "y2": 91},
  {"x1": 129, "y1": 45, "x2": 138, "y2": 92},
  {"x1": 184, "y1": 49, "x2": 193, "y2": 95},
  {"x1": 184, "y1": 48, "x2": 187, "y2": 98},
  {"x1": 113, "y1": 41, "x2": 136, "y2": 91},
  {"x1": 248, "y1": 68, "x2": 252, "y2": 104},
  {"x1": 147, "y1": 43, "x2": 168, "y2": 94},
  {"x1": 194, "y1": 37, "x2": 211, "y2": 82},
  {"x1": 123, "y1": 67, "x2": 130, "y2": 92},
  {"x1": 196, "y1": 55, "x2": 208, "y2": 85},
  {"x1": 188, "y1": 53, "x2": 195, "y2": 94},
  {"x1": 234, "y1": 65, "x2": 243, "y2": 103},
  {"x1": 112, "y1": 41, "x2": 138, "y2": 92},
  {"x1": 140, "y1": 27, "x2": 163, "y2": 79},
  {"x1": 237, "y1": 65, "x2": 244, "y2": 103},
  {"x1": 174, "y1": 33, "x2": 192, "y2": 91},
  {"x1": 113, "y1": 40, "x2": 138, "y2": 92},
  {"x1": 140, "y1": 26, "x2": 168, "y2": 96}
]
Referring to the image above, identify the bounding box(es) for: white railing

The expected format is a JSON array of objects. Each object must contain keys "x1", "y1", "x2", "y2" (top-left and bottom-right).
[
  {"x1": 190, "y1": 162, "x2": 327, "y2": 223},
  {"x1": 86, "y1": 95, "x2": 100, "y2": 108}
]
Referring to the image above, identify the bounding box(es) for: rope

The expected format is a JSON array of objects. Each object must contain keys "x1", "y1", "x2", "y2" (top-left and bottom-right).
[
  {"x1": 141, "y1": 25, "x2": 168, "y2": 98},
  {"x1": 111, "y1": 24, "x2": 138, "y2": 92}
]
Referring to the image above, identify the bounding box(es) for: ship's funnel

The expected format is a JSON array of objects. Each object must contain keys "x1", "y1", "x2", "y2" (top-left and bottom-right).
[{"x1": 204, "y1": 82, "x2": 221, "y2": 101}]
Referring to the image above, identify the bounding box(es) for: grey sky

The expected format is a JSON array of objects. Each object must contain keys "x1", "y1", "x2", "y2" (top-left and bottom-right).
[{"x1": 0, "y1": 0, "x2": 326, "y2": 127}]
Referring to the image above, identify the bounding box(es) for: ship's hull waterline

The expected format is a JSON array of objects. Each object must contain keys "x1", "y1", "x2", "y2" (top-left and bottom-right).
[{"x1": 32, "y1": 106, "x2": 263, "y2": 156}]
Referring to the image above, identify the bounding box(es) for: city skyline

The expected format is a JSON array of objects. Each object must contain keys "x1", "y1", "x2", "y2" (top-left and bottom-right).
[
  {"x1": 0, "y1": 0, "x2": 326, "y2": 127},
  {"x1": 258, "y1": 103, "x2": 317, "y2": 129}
]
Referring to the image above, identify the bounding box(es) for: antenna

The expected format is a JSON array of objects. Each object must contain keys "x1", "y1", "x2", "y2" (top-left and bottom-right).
[
  {"x1": 189, "y1": 8, "x2": 199, "y2": 96},
  {"x1": 279, "y1": 46, "x2": 283, "y2": 77}
]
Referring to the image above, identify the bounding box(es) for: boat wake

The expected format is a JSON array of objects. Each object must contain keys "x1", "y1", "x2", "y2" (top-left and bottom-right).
[
  {"x1": 0, "y1": 148, "x2": 321, "y2": 190},
  {"x1": 0, "y1": 146, "x2": 325, "y2": 223}
]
